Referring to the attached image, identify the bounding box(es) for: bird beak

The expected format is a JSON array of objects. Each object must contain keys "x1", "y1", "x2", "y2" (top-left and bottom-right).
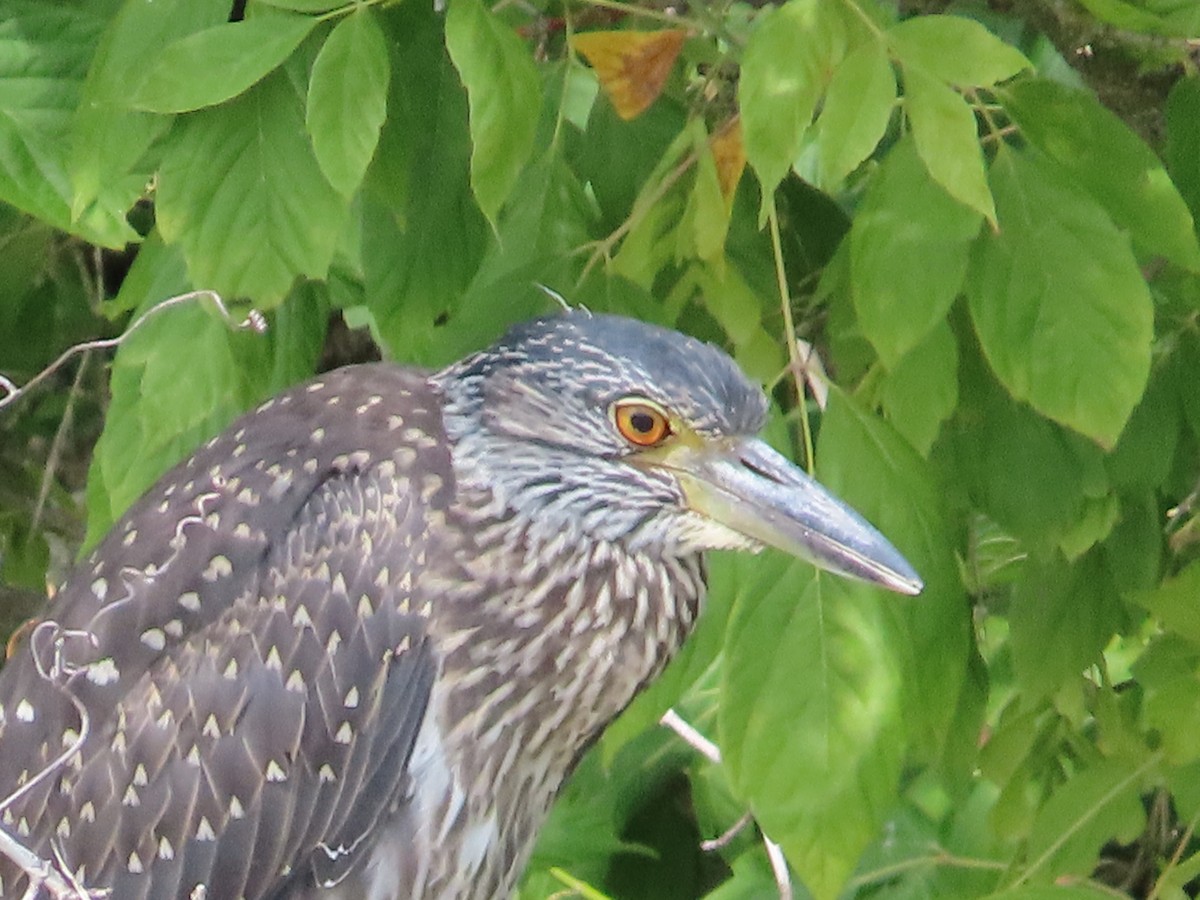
[{"x1": 659, "y1": 437, "x2": 923, "y2": 595}]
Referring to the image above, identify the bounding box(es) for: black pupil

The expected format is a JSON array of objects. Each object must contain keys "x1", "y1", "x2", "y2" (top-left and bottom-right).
[{"x1": 630, "y1": 411, "x2": 656, "y2": 434}]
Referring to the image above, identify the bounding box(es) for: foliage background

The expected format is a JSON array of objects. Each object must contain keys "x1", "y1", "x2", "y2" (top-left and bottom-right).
[{"x1": 1, "y1": 0, "x2": 1200, "y2": 897}]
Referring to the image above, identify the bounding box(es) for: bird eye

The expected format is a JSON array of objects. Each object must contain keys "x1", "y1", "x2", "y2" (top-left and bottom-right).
[{"x1": 612, "y1": 399, "x2": 672, "y2": 447}]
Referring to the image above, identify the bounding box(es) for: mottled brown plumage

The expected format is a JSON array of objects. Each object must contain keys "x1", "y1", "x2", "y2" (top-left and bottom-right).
[{"x1": 0, "y1": 313, "x2": 919, "y2": 899}]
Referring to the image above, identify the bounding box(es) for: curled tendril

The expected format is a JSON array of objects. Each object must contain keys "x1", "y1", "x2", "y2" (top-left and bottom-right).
[{"x1": 0, "y1": 290, "x2": 267, "y2": 412}]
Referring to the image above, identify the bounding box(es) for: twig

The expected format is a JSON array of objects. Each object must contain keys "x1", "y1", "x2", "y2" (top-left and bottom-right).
[
  {"x1": 701, "y1": 811, "x2": 752, "y2": 852},
  {"x1": 660, "y1": 709, "x2": 794, "y2": 899},
  {"x1": 660, "y1": 708, "x2": 720, "y2": 764},
  {"x1": 0, "y1": 822, "x2": 95, "y2": 899},
  {"x1": 764, "y1": 837, "x2": 793, "y2": 900},
  {"x1": 0, "y1": 290, "x2": 266, "y2": 413},
  {"x1": 792, "y1": 338, "x2": 829, "y2": 411}
]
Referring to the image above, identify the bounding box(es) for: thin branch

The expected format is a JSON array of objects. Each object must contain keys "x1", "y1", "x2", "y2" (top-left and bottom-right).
[
  {"x1": 576, "y1": 147, "x2": 699, "y2": 285},
  {"x1": 661, "y1": 709, "x2": 794, "y2": 900},
  {"x1": 764, "y1": 837, "x2": 794, "y2": 900},
  {"x1": 660, "y1": 708, "x2": 720, "y2": 764},
  {"x1": 701, "y1": 811, "x2": 753, "y2": 852},
  {"x1": 576, "y1": 0, "x2": 705, "y2": 31},
  {"x1": 1148, "y1": 806, "x2": 1200, "y2": 900},
  {"x1": 849, "y1": 845, "x2": 1007, "y2": 889},
  {"x1": 1011, "y1": 754, "x2": 1161, "y2": 888}
]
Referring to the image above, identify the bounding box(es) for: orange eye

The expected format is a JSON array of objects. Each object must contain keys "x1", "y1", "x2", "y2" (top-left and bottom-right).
[{"x1": 613, "y1": 399, "x2": 672, "y2": 447}]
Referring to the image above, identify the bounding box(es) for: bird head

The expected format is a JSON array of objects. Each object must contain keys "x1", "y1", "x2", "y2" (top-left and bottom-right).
[{"x1": 434, "y1": 312, "x2": 922, "y2": 595}]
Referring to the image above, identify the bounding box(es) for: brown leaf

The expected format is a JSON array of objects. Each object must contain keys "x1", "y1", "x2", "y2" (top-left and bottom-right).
[
  {"x1": 571, "y1": 29, "x2": 686, "y2": 120},
  {"x1": 710, "y1": 117, "x2": 746, "y2": 203}
]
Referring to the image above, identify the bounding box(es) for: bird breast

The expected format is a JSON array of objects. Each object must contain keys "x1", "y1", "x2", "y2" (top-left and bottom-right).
[{"x1": 365, "y1": 517, "x2": 707, "y2": 898}]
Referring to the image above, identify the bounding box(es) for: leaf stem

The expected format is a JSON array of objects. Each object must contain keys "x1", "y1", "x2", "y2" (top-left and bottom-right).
[
  {"x1": 575, "y1": 0, "x2": 707, "y2": 32},
  {"x1": 576, "y1": 146, "x2": 699, "y2": 284},
  {"x1": 767, "y1": 201, "x2": 816, "y2": 475},
  {"x1": 1010, "y1": 753, "x2": 1162, "y2": 888},
  {"x1": 848, "y1": 846, "x2": 1008, "y2": 889},
  {"x1": 1148, "y1": 805, "x2": 1200, "y2": 900}
]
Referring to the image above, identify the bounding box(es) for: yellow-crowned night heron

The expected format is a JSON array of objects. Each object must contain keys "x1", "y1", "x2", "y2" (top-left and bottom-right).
[{"x1": 0, "y1": 312, "x2": 920, "y2": 899}]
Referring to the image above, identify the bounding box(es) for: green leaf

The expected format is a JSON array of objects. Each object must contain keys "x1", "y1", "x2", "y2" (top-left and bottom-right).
[
  {"x1": 306, "y1": 8, "x2": 390, "y2": 197},
  {"x1": 887, "y1": 14, "x2": 1030, "y2": 87},
  {"x1": 1002, "y1": 78, "x2": 1200, "y2": 271},
  {"x1": 87, "y1": 236, "x2": 327, "y2": 544},
  {"x1": 157, "y1": 68, "x2": 347, "y2": 306},
  {"x1": 361, "y1": 0, "x2": 488, "y2": 365},
  {"x1": 430, "y1": 153, "x2": 598, "y2": 365},
  {"x1": 1102, "y1": 493, "x2": 1162, "y2": 594},
  {"x1": 739, "y1": 0, "x2": 841, "y2": 201},
  {"x1": 445, "y1": 0, "x2": 540, "y2": 229},
  {"x1": 880, "y1": 321, "x2": 958, "y2": 456},
  {"x1": 85, "y1": 243, "x2": 237, "y2": 542},
  {"x1": 1166, "y1": 76, "x2": 1200, "y2": 223},
  {"x1": 850, "y1": 138, "x2": 981, "y2": 366},
  {"x1": 1133, "y1": 560, "x2": 1200, "y2": 647},
  {"x1": 720, "y1": 558, "x2": 903, "y2": 900},
  {"x1": 680, "y1": 125, "x2": 729, "y2": 263},
  {"x1": 816, "y1": 389, "x2": 971, "y2": 765},
  {"x1": 1134, "y1": 636, "x2": 1200, "y2": 764},
  {"x1": 128, "y1": 13, "x2": 317, "y2": 113},
  {"x1": 0, "y1": 3, "x2": 135, "y2": 246},
  {"x1": 1073, "y1": 0, "x2": 1198, "y2": 36},
  {"x1": 1022, "y1": 758, "x2": 1147, "y2": 885},
  {"x1": 1104, "y1": 362, "x2": 1180, "y2": 492},
  {"x1": 1009, "y1": 551, "x2": 1121, "y2": 700},
  {"x1": 966, "y1": 148, "x2": 1153, "y2": 448},
  {"x1": 815, "y1": 39, "x2": 896, "y2": 187},
  {"x1": 942, "y1": 340, "x2": 1111, "y2": 549},
  {"x1": 903, "y1": 65, "x2": 996, "y2": 225},
  {"x1": 69, "y1": 0, "x2": 230, "y2": 242}
]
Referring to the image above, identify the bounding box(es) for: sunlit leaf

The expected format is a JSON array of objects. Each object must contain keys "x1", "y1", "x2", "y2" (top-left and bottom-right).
[
  {"x1": 1002, "y1": 77, "x2": 1200, "y2": 271},
  {"x1": 128, "y1": 12, "x2": 317, "y2": 113},
  {"x1": 306, "y1": 7, "x2": 390, "y2": 197},
  {"x1": 850, "y1": 138, "x2": 981, "y2": 366},
  {"x1": 446, "y1": 0, "x2": 540, "y2": 228},
  {"x1": 70, "y1": 0, "x2": 227, "y2": 240},
  {"x1": 156, "y1": 68, "x2": 347, "y2": 306},
  {"x1": 816, "y1": 39, "x2": 896, "y2": 187},
  {"x1": 0, "y1": 3, "x2": 134, "y2": 246},
  {"x1": 570, "y1": 29, "x2": 686, "y2": 121},
  {"x1": 680, "y1": 123, "x2": 728, "y2": 263},
  {"x1": 720, "y1": 557, "x2": 904, "y2": 900},
  {"x1": 903, "y1": 65, "x2": 996, "y2": 225},
  {"x1": 887, "y1": 14, "x2": 1030, "y2": 87},
  {"x1": 1023, "y1": 758, "x2": 1147, "y2": 884},
  {"x1": 966, "y1": 148, "x2": 1153, "y2": 447},
  {"x1": 740, "y1": 0, "x2": 842, "y2": 201}
]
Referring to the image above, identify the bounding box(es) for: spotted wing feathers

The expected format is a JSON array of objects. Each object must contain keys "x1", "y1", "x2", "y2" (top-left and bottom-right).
[{"x1": 0, "y1": 365, "x2": 450, "y2": 899}]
